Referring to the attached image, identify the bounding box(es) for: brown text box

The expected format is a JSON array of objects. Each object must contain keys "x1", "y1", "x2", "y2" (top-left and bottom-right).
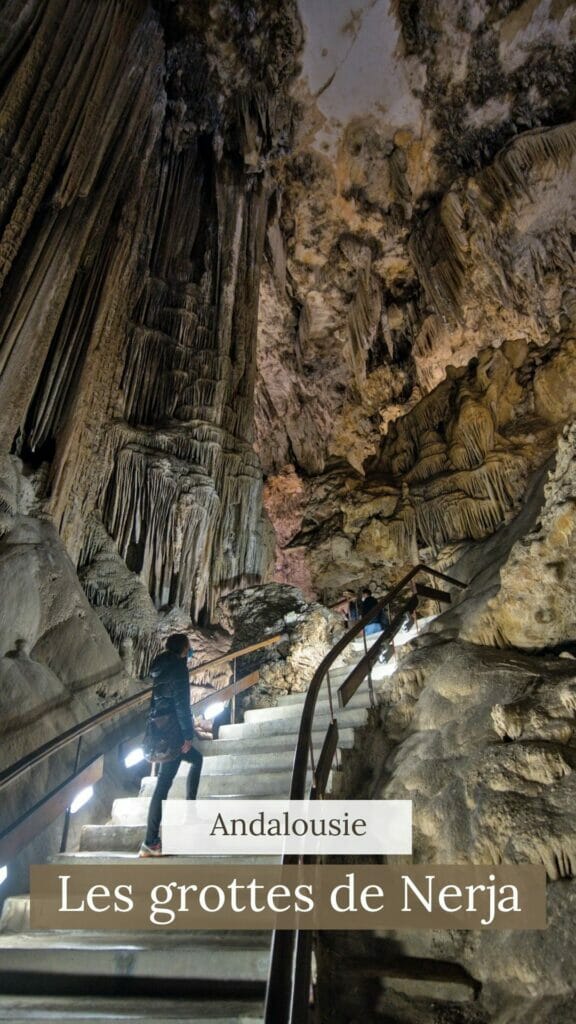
[{"x1": 30, "y1": 864, "x2": 546, "y2": 930}]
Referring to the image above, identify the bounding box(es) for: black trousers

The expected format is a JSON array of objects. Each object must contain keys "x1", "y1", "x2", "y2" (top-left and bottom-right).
[
  {"x1": 212, "y1": 703, "x2": 232, "y2": 739},
  {"x1": 145, "y1": 746, "x2": 203, "y2": 846}
]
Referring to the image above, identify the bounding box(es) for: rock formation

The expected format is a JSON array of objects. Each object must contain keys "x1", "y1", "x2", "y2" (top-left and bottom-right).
[
  {"x1": 2, "y1": 0, "x2": 574, "y2": 646},
  {"x1": 257, "y1": 0, "x2": 576, "y2": 601},
  {"x1": 0, "y1": 455, "x2": 128, "y2": 774},
  {"x1": 2, "y1": 3, "x2": 576, "y2": 1019},
  {"x1": 218, "y1": 582, "x2": 344, "y2": 708},
  {"x1": 0, "y1": 0, "x2": 302, "y2": 670}
]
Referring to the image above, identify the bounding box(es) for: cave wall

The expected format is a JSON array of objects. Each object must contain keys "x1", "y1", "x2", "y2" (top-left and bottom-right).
[
  {"x1": 3, "y1": 0, "x2": 573, "y2": 671},
  {"x1": 257, "y1": 0, "x2": 576, "y2": 600},
  {"x1": 0, "y1": 0, "x2": 302, "y2": 667}
]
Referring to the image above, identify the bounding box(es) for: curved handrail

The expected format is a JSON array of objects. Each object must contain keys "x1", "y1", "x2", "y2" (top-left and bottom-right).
[
  {"x1": 264, "y1": 564, "x2": 466, "y2": 1024},
  {"x1": 0, "y1": 632, "x2": 285, "y2": 791},
  {"x1": 290, "y1": 564, "x2": 464, "y2": 800}
]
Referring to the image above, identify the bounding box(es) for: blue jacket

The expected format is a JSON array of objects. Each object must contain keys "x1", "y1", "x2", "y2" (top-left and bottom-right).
[{"x1": 149, "y1": 651, "x2": 194, "y2": 741}]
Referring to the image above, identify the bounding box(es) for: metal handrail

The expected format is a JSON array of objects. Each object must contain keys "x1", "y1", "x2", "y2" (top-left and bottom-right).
[
  {"x1": 289, "y1": 564, "x2": 463, "y2": 802},
  {"x1": 0, "y1": 634, "x2": 285, "y2": 867},
  {"x1": 0, "y1": 633, "x2": 285, "y2": 791},
  {"x1": 0, "y1": 755, "x2": 104, "y2": 864},
  {"x1": 264, "y1": 564, "x2": 466, "y2": 1024}
]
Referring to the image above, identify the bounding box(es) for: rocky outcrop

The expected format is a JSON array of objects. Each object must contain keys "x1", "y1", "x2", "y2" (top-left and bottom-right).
[
  {"x1": 380, "y1": 640, "x2": 576, "y2": 874},
  {"x1": 285, "y1": 314, "x2": 574, "y2": 597},
  {"x1": 218, "y1": 582, "x2": 344, "y2": 706},
  {"x1": 0, "y1": 457, "x2": 128, "y2": 774},
  {"x1": 320, "y1": 624, "x2": 576, "y2": 1022},
  {"x1": 462, "y1": 421, "x2": 576, "y2": 649}
]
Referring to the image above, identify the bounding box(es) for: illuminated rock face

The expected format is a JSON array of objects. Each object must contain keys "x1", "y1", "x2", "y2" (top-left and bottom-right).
[
  {"x1": 258, "y1": 0, "x2": 576, "y2": 600},
  {"x1": 462, "y1": 421, "x2": 576, "y2": 650},
  {"x1": 0, "y1": 455, "x2": 127, "y2": 774},
  {"x1": 283, "y1": 308, "x2": 576, "y2": 600},
  {"x1": 218, "y1": 582, "x2": 344, "y2": 708}
]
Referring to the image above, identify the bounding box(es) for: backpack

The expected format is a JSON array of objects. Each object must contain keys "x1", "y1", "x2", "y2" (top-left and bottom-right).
[{"x1": 143, "y1": 709, "x2": 183, "y2": 763}]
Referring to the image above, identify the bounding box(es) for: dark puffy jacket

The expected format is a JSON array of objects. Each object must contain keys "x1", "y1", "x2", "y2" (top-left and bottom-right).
[
  {"x1": 361, "y1": 595, "x2": 378, "y2": 618},
  {"x1": 149, "y1": 651, "x2": 194, "y2": 741}
]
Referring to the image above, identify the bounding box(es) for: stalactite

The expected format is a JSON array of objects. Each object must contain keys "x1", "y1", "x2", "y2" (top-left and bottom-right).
[
  {"x1": 447, "y1": 397, "x2": 496, "y2": 469},
  {"x1": 410, "y1": 121, "x2": 576, "y2": 322},
  {"x1": 409, "y1": 199, "x2": 468, "y2": 321},
  {"x1": 0, "y1": 0, "x2": 165, "y2": 449},
  {"x1": 78, "y1": 515, "x2": 157, "y2": 643},
  {"x1": 347, "y1": 256, "x2": 381, "y2": 393},
  {"x1": 481, "y1": 122, "x2": 576, "y2": 208}
]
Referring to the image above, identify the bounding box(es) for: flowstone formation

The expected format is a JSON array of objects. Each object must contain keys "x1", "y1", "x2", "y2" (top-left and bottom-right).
[
  {"x1": 257, "y1": 0, "x2": 576, "y2": 598},
  {"x1": 0, "y1": 456, "x2": 127, "y2": 775},
  {"x1": 0, "y1": 0, "x2": 302, "y2": 664},
  {"x1": 463, "y1": 421, "x2": 576, "y2": 649},
  {"x1": 286, "y1": 309, "x2": 575, "y2": 596}
]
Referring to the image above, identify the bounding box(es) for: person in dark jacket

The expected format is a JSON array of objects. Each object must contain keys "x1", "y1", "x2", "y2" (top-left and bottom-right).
[
  {"x1": 361, "y1": 587, "x2": 378, "y2": 617},
  {"x1": 140, "y1": 633, "x2": 203, "y2": 857},
  {"x1": 361, "y1": 586, "x2": 380, "y2": 635}
]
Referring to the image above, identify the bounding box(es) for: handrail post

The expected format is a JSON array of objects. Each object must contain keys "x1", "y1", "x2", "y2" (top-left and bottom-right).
[
  {"x1": 363, "y1": 621, "x2": 375, "y2": 709},
  {"x1": 59, "y1": 736, "x2": 82, "y2": 853},
  {"x1": 309, "y1": 738, "x2": 316, "y2": 792},
  {"x1": 325, "y1": 668, "x2": 339, "y2": 771},
  {"x1": 411, "y1": 579, "x2": 420, "y2": 633},
  {"x1": 326, "y1": 668, "x2": 334, "y2": 721},
  {"x1": 231, "y1": 657, "x2": 237, "y2": 725}
]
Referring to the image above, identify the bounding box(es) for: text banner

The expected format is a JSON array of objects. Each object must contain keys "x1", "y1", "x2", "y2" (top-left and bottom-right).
[
  {"x1": 30, "y1": 864, "x2": 546, "y2": 930},
  {"x1": 161, "y1": 799, "x2": 412, "y2": 855}
]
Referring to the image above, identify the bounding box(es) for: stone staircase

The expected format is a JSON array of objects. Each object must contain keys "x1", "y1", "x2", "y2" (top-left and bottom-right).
[{"x1": 0, "y1": 632, "x2": 398, "y2": 1023}]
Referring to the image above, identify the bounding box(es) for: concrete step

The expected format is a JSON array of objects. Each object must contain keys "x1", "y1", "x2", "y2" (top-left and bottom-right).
[
  {"x1": 275, "y1": 661, "x2": 397, "y2": 706},
  {"x1": 77, "y1": 824, "x2": 281, "y2": 855},
  {"x1": 1, "y1": 888, "x2": 274, "y2": 937},
  {"x1": 0, "y1": 995, "x2": 264, "y2": 1023},
  {"x1": 181, "y1": 748, "x2": 298, "y2": 775},
  {"x1": 110, "y1": 797, "x2": 251, "y2": 827},
  {"x1": 0, "y1": 930, "x2": 270, "y2": 984},
  {"x1": 2, "y1": 854, "x2": 279, "y2": 935},
  {"x1": 271, "y1": 666, "x2": 363, "y2": 707},
  {"x1": 196, "y1": 726, "x2": 357, "y2": 757},
  {"x1": 275, "y1": 674, "x2": 353, "y2": 705},
  {"x1": 0, "y1": 896, "x2": 30, "y2": 934},
  {"x1": 73, "y1": 815, "x2": 282, "y2": 856},
  {"x1": 274, "y1": 661, "x2": 398, "y2": 710},
  {"x1": 219, "y1": 706, "x2": 368, "y2": 741},
  {"x1": 80, "y1": 823, "x2": 146, "y2": 852},
  {"x1": 140, "y1": 767, "x2": 320, "y2": 800},
  {"x1": 243, "y1": 688, "x2": 374, "y2": 723},
  {"x1": 57, "y1": 852, "x2": 278, "y2": 866},
  {"x1": 110, "y1": 792, "x2": 329, "y2": 828},
  {"x1": 111, "y1": 797, "x2": 149, "y2": 825}
]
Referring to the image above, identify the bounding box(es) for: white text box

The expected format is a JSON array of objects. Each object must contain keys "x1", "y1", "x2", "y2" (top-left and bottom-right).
[{"x1": 162, "y1": 800, "x2": 412, "y2": 856}]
